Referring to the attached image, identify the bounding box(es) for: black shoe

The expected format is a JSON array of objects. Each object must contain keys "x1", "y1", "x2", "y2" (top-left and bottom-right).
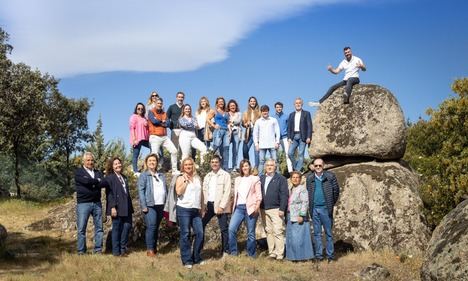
[{"x1": 327, "y1": 258, "x2": 335, "y2": 263}]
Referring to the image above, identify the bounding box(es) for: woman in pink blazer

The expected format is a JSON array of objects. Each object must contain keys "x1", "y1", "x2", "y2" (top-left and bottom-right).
[{"x1": 228, "y1": 159, "x2": 262, "y2": 257}]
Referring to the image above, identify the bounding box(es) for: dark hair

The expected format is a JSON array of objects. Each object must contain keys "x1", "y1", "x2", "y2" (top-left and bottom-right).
[
  {"x1": 134, "y1": 102, "x2": 146, "y2": 116},
  {"x1": 176, "y1": 91, "x2": 185, "y2": 97},
  {"x1": 248, "y1": 96, "x2": 258, "y2": 108},
  {"x1": 105, "y1": 156, "x2": 123, "y2": 175},
  {"x1": 215, "y1": 97, "x2": 226, "y2": 111},
  {"x1": 210, "y1": 155, "x2": 222, "y2": 162},
  {"x1": 274, "y1": 101, "x2": 283, "y2": 108},
  {"x1": 227, "y1": 99, "x2": 239, "y2": 112},
  {"x1": 144, "y1": 153, "x2": 159, "y2": 171},
  {"x1": 238, "y1": 159, "x2": 251, "y2": 177},
  {"x1": 260, "y1": 105, "x2": 269, "y2": 112},
  {"x1": 343, "y1": 46, "x2": 351, "y2": 51},
  {"x1": 180, "y1": 104, "x2": 192, "y2": 118}
]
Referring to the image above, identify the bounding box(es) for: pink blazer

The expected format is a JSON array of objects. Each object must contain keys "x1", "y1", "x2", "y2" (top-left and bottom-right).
[{"x1": 232, "y1": 175, "x2": 262, "y2": 215}]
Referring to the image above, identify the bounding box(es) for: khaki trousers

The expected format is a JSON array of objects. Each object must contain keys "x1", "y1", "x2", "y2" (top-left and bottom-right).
[{"x1": 261, "y1": 208, "x2": 285, "y2": 258}]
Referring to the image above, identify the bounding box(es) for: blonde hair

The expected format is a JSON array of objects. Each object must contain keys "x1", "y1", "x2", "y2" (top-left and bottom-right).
[{"x1": 196, "y1": 96, "x2": 211, "y2": 115}]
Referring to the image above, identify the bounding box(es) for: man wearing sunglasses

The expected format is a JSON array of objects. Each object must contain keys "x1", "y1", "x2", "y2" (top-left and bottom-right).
[{"x1": 306, "y1": 158, "x2": 340, "y2": 263}]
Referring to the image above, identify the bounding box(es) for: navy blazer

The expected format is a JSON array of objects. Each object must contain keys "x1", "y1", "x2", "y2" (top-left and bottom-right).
[
  {"x1": 75, "y1": 167, "x2": 104, "y2": 203},
  {"x1": 260, "y1": 173, "x2": 289, "y2": 212},
  {"x1": 101, "y1": 173, "x2": 134, "y2": 217},
  {"x1": 287, "y1": 110, "x2": 313, "y2": 142}
]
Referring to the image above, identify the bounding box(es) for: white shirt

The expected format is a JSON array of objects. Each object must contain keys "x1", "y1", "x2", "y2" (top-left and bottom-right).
[
  {"x1": 207, "y1": 172, "x2": 218, "y2": 202},
  {"x1": 252, "y1": 117, "x2": 280, "y2": 149},
  {"x1": 294, "y1": 111, "x2": 302, "y2": 132},
  {"x1": 264, "y1": 174, "x2": 274, "y2": 195},
  {"x1": 177, "y1": 177, "x2": 202, "y2": 209},
  {"x1": 152, "y1": 174, "x2": 166, "y2": 205},
  {"x1": 196, "y1": 110, "x2": 207, "y2": 129},
  {"x1": 338, "y1": 55, "x2": 364, "y2": 81},
  {"x1": 84, "y1": 167, "x2": 95, "y2": 178},
  {"x1": 117, "y1": 174, "x2": 127, "y2": 194},
  {"x1": 236, "y1": 177, "x2": 251, "y2": 205}
]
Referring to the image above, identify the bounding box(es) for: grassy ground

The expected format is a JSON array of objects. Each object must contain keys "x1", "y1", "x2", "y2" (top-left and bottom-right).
[{"x1": 0, "y1": 198, "x2": 422, "y2": 281}]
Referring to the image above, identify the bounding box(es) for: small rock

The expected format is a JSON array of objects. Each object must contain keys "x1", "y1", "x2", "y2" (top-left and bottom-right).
[{"x1": 357, "y1": 263, "x2": 390, "y2": 280}]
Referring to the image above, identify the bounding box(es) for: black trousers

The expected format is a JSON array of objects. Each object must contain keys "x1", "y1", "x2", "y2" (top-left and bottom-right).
[
  {"x1": 320, "y1": 77, "x2": 360, "y2": 103},
  {"x1": 202, "y1": 201, "x2": 229, "y2": 254}
]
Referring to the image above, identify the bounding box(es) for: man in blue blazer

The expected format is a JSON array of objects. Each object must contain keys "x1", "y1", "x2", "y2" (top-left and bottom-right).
[
  {"x1": 260, "y1": 159, "x2": 289, "y2": 260},
  {"x1": 75, "y1": 152, "x2": 104, "y2": 255},
  {"x1": 287, "y1": 97, "x2": 313, "y2": 172}
]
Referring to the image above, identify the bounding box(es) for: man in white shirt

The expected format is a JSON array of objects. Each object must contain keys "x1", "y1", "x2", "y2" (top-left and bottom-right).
[
  {"x1": 309, "y1": 47, "x2": 366, "y2": 106},
  {"x1": 253, "y1": 105, "x2": 280, "y2": 175}
]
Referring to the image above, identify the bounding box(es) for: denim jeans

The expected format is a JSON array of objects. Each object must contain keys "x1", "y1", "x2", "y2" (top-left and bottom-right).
[
  {"x1": 202, "y1": 202, "x2": 229, "y2": 254},
  {"x1": 111, "y1": 215, "x2": 132, "y2": 256},
  {"x1": 176, "y1": 206, "x2": 204, "y2": 265},
  {"x1": 144, "y1": 205, "x2": 164, "y2": 251},
  {"x1": 132, "y1": 140, "x2": 150, "y2": 172},
  {"x1": 76, "y1": 202, "x2": 103, "y2": 254},
  {"x1": 320, "y1": 77, "x2": 360, "y2": 103},
  {"x1": 312, "y1": 207, "x2": 334, "y2": 260},
  {"x1": 242, "y1": 135, "x2": 260, "y2": 168},
  {"x1": 258, "y1": 148, "x2": 277, "y2": 175},
  {"x1": 288, "y1": 133, "x2": 307, "y2": 172},
  {"x1": 228, "y1": 204, "x2": 258, "y2": 257},
  {"x1": 229, "y1": 132, "x2": 240, "y2": 170},
  {"x1": 212, "y1": 128, "x2": 230, "y2": 170}
]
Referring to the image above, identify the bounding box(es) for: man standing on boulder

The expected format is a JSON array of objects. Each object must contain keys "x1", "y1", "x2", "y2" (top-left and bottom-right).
[
  {"x1": 75, "y1": 152, "x2": 104, "y2": 255},
  {"x1": 306, "y1": 158, "x2": 340, "y2": 262},
  {"x1": 309, "y1": 46, "x2": 366, "y2": 105}
]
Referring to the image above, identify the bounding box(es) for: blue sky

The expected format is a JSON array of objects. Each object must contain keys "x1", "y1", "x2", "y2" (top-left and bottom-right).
[{"x1": 1, "y1": 0, "x2": 467, "y2": 147}]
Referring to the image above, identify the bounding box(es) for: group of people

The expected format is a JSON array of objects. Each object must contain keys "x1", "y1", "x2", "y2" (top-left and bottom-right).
[{"x1": 75, "y1": 46, "x2": 364, "y2": 267}]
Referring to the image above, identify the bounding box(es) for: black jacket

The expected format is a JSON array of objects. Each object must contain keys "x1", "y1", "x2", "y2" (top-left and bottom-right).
[
  {"x1": 101, "y1": 173, "x2": 134, "y2": 217},
  {"x1": 260, "y1": 173, "x2": 289, "y2": 212},
  {"x1": 75, "y1": 167, "x2": 104, "y2": 203},
  {"x1": 306, "y1": 171, "x2": 340, "y2": 218},
  {"x1": 287, "y1": 110, "x2": 312, "y2": 142}
]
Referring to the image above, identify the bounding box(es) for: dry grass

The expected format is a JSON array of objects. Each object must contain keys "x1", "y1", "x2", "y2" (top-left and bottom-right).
[{"x1": 0, "y1": 199, "x2": 422, "y2": 281}]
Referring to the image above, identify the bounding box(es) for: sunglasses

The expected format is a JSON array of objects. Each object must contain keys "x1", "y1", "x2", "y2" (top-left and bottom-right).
[
  {"x1": 137, "y1": 107, "x2": 144, "y2": 110},
  {"x1": 151, "y1": 95, "x2": 158, "y2": 98},
  {"x1": 314, "y1": 164, "x2": 323, "y2": 168}
]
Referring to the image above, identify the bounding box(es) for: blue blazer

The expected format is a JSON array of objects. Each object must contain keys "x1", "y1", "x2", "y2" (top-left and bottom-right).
[
  {"x1": 101, "y1": 173, "x2": 134, "y2": 217},
  {"x1": 260, "y1": 173, "x2": 289, "y2": 213},
  {"x1": 287, "y1": 110, "x2": 313, "y2": 142},
  {"x1": 75, "y1": 167, "x2": 104, "y2": 204}
]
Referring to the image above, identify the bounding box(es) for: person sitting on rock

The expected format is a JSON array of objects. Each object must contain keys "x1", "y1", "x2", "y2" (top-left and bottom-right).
[
  {"x1": 309, "y1": 46, "x2": 366, "y2": 106},
  {"x1": 306, "y1": 158, "x2": 340, "y2": 263}
]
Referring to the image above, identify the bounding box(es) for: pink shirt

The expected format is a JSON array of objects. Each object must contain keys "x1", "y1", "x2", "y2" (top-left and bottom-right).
[{"x1": 129, "y1": 114, "x2": 149, "y2": 145}]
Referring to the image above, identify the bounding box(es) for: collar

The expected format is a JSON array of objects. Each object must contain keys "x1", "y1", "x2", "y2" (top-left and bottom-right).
[{"x1": 315, "y1": 172, "x2": 324, "y2": 180}]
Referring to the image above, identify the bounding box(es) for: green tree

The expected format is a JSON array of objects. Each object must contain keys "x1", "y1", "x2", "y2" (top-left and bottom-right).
[{"x1": 404, "y1": 78, "x2": 468, "y2": 228}]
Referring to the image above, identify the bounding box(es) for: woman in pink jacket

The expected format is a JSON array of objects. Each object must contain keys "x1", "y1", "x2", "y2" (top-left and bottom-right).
[
  {"x1": 129, "y1": 102, "x2": 150, "y2": 174},
  {"x1": 228, "y1": 159, "x2": 262, "y2": 257}
]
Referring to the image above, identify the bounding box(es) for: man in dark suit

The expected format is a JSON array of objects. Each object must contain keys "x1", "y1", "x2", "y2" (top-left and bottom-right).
[
  {"x1": 75, "y1": 152, "x2": 104, "y2": 254},
  {"x1": 260, "y1": 159, "x2": 289, "y2": 260},
  {"x1": 287, "y1": 97, "x2": 313, "y2": 172}
]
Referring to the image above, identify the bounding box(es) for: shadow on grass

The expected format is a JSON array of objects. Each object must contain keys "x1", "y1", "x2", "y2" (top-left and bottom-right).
[{"x1": 0, "y1": 231, "x2": 75, "y2": 275}]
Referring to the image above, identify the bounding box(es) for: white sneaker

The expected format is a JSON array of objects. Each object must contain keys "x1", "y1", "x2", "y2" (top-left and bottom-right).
[
  {"x1": 199, "y1": 261, "x2": 206, "y2": 265},
  {"x1": 308, "y1": 101, "x2": 320, "y2": 107},
  {"x1": 184, "y1": 264, "x2": 192, "y2": 269},
  {"x1": 133, "y1": 172, "x2": 141, "y2": 177}
]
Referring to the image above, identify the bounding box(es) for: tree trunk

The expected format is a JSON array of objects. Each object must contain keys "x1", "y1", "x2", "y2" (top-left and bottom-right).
[
  {"x1": 14, "y1": 144, "x2": 21, "y2": 198},
  {"x1": 66, "y1": 146, "x2": 71, "y2": 192}
]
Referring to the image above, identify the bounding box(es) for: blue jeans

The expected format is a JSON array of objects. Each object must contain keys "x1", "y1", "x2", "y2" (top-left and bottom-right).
[
  {"x1": 288, "y1": 133, "x2": 307, "y2": 171},
  {"x1": 229, "y1": 132, "x2": 240, "y2": 170},
  {"x1": 258, "y1": 148, "x2": 277, "y2": 175},
  {"x1": 132, "y1": 140, "x2": 150, "y2": 172},
  {"x1": 144, "y1": 205, "x2": 164, "y2": 251},
  {"x1": 111, "y1": 216, "x2": 132, "y2": 256},
  {"x1": 176, "y1": 206, "x2": 204, "y2": 265},
  {"x1": 312, "y1": 207, "x2": 334, "y2": 260},
  {"x1": 213, "y1": 128, "x2": 230, "y2": 170},
  {"x1": 242, "y1": 135, "x2": 259, "y2": 167},
  {"x1": 76, "y1": 202, "x2": 103, "y2": 254},
  {"x1": 320, "y1": 77, "x2": 360, "y2": 103},
  {"x1": 228, "y1": 204, "x2": 258, "y2": 257}
]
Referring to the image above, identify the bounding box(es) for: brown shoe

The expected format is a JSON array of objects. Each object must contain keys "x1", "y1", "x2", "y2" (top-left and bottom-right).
[{"x1": 147, "y1": 250, "x2": 156, "y2": 257}]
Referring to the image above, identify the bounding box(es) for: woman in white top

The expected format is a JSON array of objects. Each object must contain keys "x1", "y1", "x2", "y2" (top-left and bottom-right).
[
  {"x1": 146, "y1": 91, "x2": 159, "y2": 118},
  {"x1": 228, "y1": 159, "x2": 262, "y2": 257},
  {"x1": 195, "y1": 96, "x2": 212, "y2": 148},
  {"x1": 227, "y1": 99, "x2": 242, "y2": 171},
  {"x1": 137, "y1": 153, "x2": 167, "y2": 257},
  {"x1": 175, "y1": 157, "x2": 204, "y2": 268},
  {"x1": 178, "y1": 104, "x2": 207, "y2": 163}
]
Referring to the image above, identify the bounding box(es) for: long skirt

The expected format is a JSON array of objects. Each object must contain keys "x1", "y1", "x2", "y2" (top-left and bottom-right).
[{"x1": 285, "y1": 216, "x2": 314, "y2": 261}]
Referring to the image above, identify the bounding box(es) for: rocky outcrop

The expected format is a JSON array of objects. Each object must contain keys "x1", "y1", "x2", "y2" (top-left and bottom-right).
[
  {"x1": 310, "y1": 84, "x2": 406, "y2": 160},
  {"x1": 421, "y1": 199, "x2": 468, "y2": 281},
  {"x1": 0, "y1": 224, "x2": 7, "y2": 257},
  {"x1": 332, "y1": 161, "x2": 430, "y2": 253},
  {"x1": 356, "y1": 263, "x2": 391, "y2": 281}
]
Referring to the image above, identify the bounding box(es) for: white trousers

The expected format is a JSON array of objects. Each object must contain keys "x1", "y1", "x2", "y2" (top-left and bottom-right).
[
  {"x1": 179, "y1": 130, "x2": 207, "y2": 163},
  {"x1": 149, "y1": 135, "x2": 178, "y2": 172},
  {"x1": 280, "y1": 137, "x2": 293, "y2": 173}
]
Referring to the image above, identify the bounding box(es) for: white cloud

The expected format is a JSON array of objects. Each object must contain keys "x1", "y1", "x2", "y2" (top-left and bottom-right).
[{"x1": 0, "y1": 0, "x2": 349, "y2": 77}]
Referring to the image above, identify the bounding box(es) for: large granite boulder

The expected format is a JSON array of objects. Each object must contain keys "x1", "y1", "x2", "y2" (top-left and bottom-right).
[
  {"x1": 421, "y1": 199, "x2": 468, "y2": 281},
  {"x1": 331, "y1": 161, "x2": 430, "y2": 253},
  {"x1": 0, "y1": 224, "x2": 7, "y2": 257},
  {"x1": 310, "y1": 84, "x2": 406, "y2": 160}
]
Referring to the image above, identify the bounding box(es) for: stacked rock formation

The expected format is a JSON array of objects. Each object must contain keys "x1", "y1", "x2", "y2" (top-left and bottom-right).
[{"x1": 310, "y1": 84, "x2": 430, "y2": 253}]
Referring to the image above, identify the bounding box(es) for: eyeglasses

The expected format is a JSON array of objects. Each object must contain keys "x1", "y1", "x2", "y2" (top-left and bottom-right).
[{"x1": 314, "y1": 164, "x2": 323, "y2": 168}]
